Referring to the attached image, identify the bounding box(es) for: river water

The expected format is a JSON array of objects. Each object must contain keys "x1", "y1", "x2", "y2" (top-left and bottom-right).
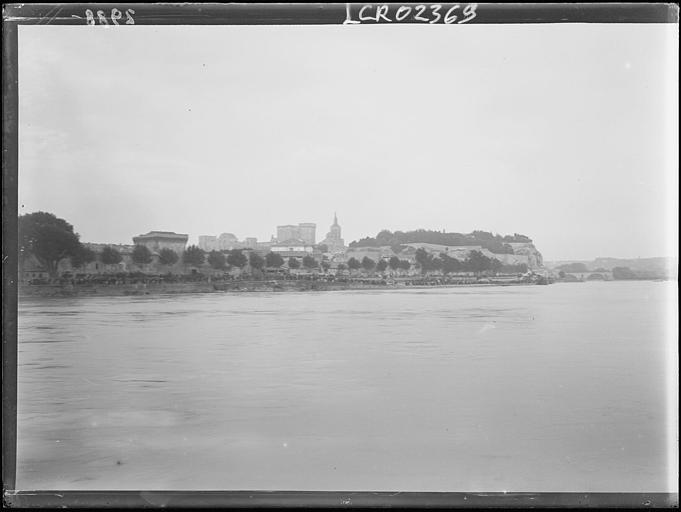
[{"x1": 16, "y1": 281, "x2": 677, "y2": 491}]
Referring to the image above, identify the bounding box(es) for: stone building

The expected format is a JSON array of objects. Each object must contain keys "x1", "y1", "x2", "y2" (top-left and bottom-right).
[
  {"x1": 297, "y1": 223, "x2": 316, "y2": 245},
  {"x1": 132, "y1": 231, "x2": 188, "y2": 255},
  {"x1": 217, "y1": 233, "x2": 239, "y2": 250},
  {"x1": 276, "y1": 223, "x2": 316, "y2": 245},
  {"x1": 276, "y1": 225, "x2": 298, "y2": 243},
  {"x1": 198, "y1": 233, "x2": 257, "y2": 252},
  {"x1": 198, "y1": 235, "x2": 218, "y2": 252},
  {"x1": 320, "y1": 213, "x2": 345, "y2": 254}
]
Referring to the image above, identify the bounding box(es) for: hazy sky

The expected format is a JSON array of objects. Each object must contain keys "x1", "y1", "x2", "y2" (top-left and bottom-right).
[{"x1": 18, "y1": 23, "x2": 678, "y2": 261}]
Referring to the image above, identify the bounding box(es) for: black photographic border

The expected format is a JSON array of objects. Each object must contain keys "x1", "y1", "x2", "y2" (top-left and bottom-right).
[{"x1": 2, "y1": 3, "x2": 679, "y2": 509}]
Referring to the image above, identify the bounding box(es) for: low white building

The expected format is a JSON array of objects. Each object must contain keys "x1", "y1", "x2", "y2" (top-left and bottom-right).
[{"x1": 270, "y1": 239, "x2": 315, "y2": 259}]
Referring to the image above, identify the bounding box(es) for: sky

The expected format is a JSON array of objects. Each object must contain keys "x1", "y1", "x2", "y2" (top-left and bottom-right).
[{"x1": 18, "y1": 23, "x2": 678, "y2": 261}]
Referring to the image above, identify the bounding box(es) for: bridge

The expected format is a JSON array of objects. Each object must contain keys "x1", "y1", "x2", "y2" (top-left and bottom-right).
[{"x1": 564, "y1": 271, "x2": 613, "y2": 281}]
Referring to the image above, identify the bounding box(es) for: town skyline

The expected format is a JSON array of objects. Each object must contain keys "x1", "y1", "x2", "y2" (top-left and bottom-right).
[
  {"x1": 18, "y1": 24, "x2": 678, "y2": 262},
  {"x1": 16, "y1": 206, "x2": 678, "y2": 263}
]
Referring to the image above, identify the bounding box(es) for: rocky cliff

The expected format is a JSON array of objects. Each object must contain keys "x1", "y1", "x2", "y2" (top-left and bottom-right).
[{"x1": 507, "y1": 242, "x2": 544, "y2": 268}]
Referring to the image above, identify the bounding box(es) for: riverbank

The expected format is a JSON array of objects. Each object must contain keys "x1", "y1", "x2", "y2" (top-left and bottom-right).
[{"x1": 18, "y1": 279, "x2": 539, "y2": 298}]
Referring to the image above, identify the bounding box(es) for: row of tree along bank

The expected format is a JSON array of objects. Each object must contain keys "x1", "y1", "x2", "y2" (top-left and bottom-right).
[{"x1": 65, "y1": 242, "x2": 531, "y2": 276}]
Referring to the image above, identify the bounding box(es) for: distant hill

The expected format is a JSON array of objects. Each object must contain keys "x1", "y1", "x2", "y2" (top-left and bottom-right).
[
  {"x1": 349, "y1": 229, "x2": 533, "y2": 255},
  {"x1": 546, "y1": 257, "x2": 677, "y2": 279}
]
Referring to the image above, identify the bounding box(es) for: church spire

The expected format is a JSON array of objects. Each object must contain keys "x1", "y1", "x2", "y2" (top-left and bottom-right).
[{"x1": 333, "y1": 211, "x2": 338, "y2": 226}]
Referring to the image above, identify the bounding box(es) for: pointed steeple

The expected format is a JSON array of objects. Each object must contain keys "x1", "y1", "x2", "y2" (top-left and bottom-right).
[{"x1": 333, "y1": 211, "x2": 338, "y2": 226}]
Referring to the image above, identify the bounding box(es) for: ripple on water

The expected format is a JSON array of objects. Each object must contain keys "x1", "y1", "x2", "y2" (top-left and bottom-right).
[{"x1": 15, "y1": 282, "x2": 674, "y2": 491}]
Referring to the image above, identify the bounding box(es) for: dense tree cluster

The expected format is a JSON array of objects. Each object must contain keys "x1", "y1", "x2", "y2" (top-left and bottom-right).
[
  {"x1": 349, "y1": 229, "x2": 531, "y2": 254},
  {"x1": 100, "y1": 246, "x2": 123, "y2": 265},
  {"x1": 249, "y1": 252, "x2": 265, "y2": 270},
  {"x1": 302, "y1": 255, "x2": 317, "y2": 269},
  {"x1": 158, "y1": 248, "x2": 179, "y2": 266},
  {"x1": 131, "y1": 244, "x2": 153, "y2": 265},
  {"x1": 361, "y1": 256, "x2": 376, "y2": 271},
  {"x1": 207, "y1": 250, "x2": 227, "y2": 269},
  {"x1": 612, "y1": 266, "x2": 637, "y2": 280},
  {"x1": 345, "y1": 257, "x2": 360, "y2": 270},
  {"x1": 556, "y1": 262, "x2": 589, "y2": 273},
  {"x1": 70, "y1": 246, "x2": 97, "y2": 269},
  {"x1": 226, "y1": 249, "x2": 247, "y2": 268},
  {"x1": 265, "y1": 251, "x2": 285, "y2": 268},
  {"x1": 387, "y1": 256, "x2": 411, "y2": 271},
  {"x1": 413, "y1": 248, "x2": 527, "y2": 275},
  {"x1": 183, "y1": 245, "x2": 205, "y2": 266}
]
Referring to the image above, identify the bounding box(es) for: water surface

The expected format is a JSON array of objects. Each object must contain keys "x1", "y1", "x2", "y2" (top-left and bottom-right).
[{"x1": 17, "y1": 281, "x2": 676, "y2": 491}]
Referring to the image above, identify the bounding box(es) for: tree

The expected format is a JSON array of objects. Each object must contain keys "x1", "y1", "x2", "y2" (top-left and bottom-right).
[
  {"x1": 466, "y1": 250, "x2": 491, "y2": 273},
  {"x1": 556, "y1": 262, "x2": 589, "y2": 273},
  {"x1": 415, "y1": 248, "x2": 433, "y2": 274},
  {"x1": 612, "y1": 266, "x2": 636, "y2": 280},
  {"x1": 337, "y1": 263, "x2": 347, "y2": 271},
  {"x1": 361, "y1": 256, "x2": 376, "y2": 271},
  {"x1": 131, "y1": 244, "x2": 153, "y2": 265},
  {"x1": 440, "y1": 253, "x2": 462, "y2": 274},
  {"x1": 302, "y1": 255, "x2": 317, "y2": 269},
  {"x1": 376, "y1": 259, "x2": 388, "y2": 272},
  {"x1": 207, "y1": 250, "x2": 226, "y2": 270},
  {"x1": 265, "y1": 251, "x2": 285, "y2": 268},
  {"x1": 415, "y1": 248, "x2": 443, "y2": 274},
  {"x1": 183, "y1": 245, "x2": 205, "y2": 266},
  {"x1": 321, "y1": 260, "x2": 331, "y2": 271},
  {"x1": 288, "y1": 257, "x2": 300, "y2": 269},
  {"x1": 19, "y1": 211, "x2": 82, "y2": 278},
  {"x1": 227, "y1": 249, "x2": 247, "y2": 268},
  {"x1": 100, "y1": 246, "x2": 122, "y2": 265},
  {"x1": 389, "y1": 256, "x2": 401, "y2": 271},
  {"x1": 347, "y1": 257, "x2": 361, "y2": 270},
  {"x1": 70, "y1": 245, "x2": 96, "y2": 269},
  {"x1": 158, "y1": 248, "x2": 179, "y2": 266},
  {"x1": 398, "y1": 259, "x2": 411, "y2": 271},
  {"x1": 249, "y1": 252, "x2": 265, "y2": 270}
]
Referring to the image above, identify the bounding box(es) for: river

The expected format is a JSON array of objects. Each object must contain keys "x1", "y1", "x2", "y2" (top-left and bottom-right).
[{"x1": 16, "y1": 281, "x2": 677, "y2": 491}]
